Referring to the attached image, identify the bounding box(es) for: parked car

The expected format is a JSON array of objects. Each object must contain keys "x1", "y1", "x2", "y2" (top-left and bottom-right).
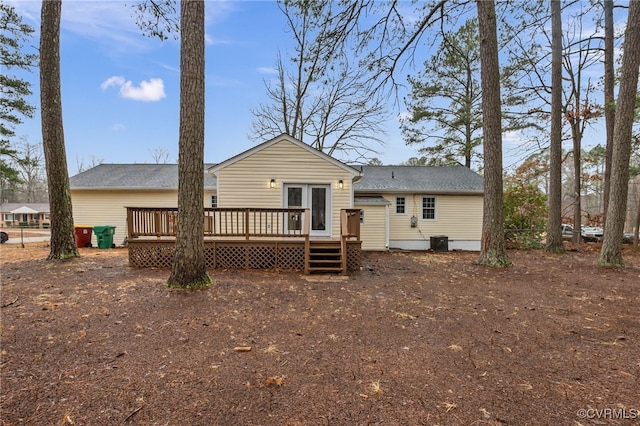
[
  {"x1": 623, "y1": 232, "x2": 635, "y2": 244},
  {"x1": 561, "y1": 224, "x2": 575, "y2": 240},
  {"x1": 581, "y1": 226, "x2": 604, "y2": 242},
  {"x1": 0, "y1": 230, "x2": 8, "y2": 244},
  {"x1": 561, "y1": 224, "x2": 603, "y2": 242}
]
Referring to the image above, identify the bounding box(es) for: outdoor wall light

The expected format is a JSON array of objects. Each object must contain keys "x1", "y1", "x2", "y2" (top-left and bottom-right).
[
  {"x1": 270, "y1": 178, "x2": 276, "y2": 188},
  {"x1": 338, "y1": 180, "x2": 344, "y2": 189}
]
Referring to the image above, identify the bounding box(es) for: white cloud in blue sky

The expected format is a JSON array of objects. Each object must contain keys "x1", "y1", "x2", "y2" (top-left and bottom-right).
[
  {"x1": 101, "y1": 76, "x2": 166, "y2": 102},
  {"x1": 257, "y1": 67, "x2": 278, "y2": 75}
]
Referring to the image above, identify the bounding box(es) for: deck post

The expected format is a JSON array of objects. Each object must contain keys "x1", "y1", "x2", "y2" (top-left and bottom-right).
[
  {"x1": 126, "y1": 208, "x2": 133, "y2": 240},
  {"x1": 154, "y1": 210, "x2": 161, "y2": 236},
  {"x1": 340, "y1": 210, "x2": 348, "y2": 274},
  {"x1": 245, "y1": 208, "x2": 250, "y2": 240},
  {"x1": 304, "y1": 208, "x2": 310, "y2": 274}
]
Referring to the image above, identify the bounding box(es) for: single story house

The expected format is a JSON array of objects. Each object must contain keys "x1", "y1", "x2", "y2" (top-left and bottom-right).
[
  {"x1": 0, "y1": 203, "x2": 51, "y2": 228},
  {"x1": 69, "y1": 134, "x2": 483, "y2": 252}
]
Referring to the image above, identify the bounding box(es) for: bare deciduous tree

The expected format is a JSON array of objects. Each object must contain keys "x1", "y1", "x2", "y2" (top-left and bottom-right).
[
  {"x1": 75, "y1": 154, "x2": 104, "y2": 174},
  {"x1": 250, "y1": 0, "x2": 388, "y2": 163},
  {"x1": 149, "y1": 146, "x2": 171, "y2": 164},
  {"x1": 15, "y1": 139, "x2": 47, "y2": 202}
]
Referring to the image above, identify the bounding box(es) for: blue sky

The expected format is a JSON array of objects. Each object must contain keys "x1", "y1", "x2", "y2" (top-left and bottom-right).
[
  {"x1": 7, "y1": 0, "x2": 630, "y2": 177},
  {"x1": 8, "y1": 0, "x2": 420, "y2": 176}
]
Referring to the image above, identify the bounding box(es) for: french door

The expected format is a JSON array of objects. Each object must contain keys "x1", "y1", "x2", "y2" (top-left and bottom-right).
[{"x1": 284, "y1": 184, "x2": 330, "y2": 237}]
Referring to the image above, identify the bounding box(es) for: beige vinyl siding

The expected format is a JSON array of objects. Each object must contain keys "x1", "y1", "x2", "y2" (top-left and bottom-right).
[
  {"x1": 216, "y1": 139, "x2": 354, "y2": 238},
  {"x1": 71, "y1": 189, "x2": 216, "y2": 246},
  {"x1": 357, "y1": 204, "x2": 387, "y2": 250},
  {"x1": 385, "y1": 194, "x2": 483, "y2": 241}
]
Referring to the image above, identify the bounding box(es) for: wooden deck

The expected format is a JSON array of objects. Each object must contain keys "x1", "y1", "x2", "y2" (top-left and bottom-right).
[{"x1": 126, "y1": 207, "x2": 361, "y2": 274}]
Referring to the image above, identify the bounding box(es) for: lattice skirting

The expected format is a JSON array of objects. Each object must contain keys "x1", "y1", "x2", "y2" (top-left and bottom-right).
[{"x1": 128, "y1": 240, "x2": 361, "y2": 272}]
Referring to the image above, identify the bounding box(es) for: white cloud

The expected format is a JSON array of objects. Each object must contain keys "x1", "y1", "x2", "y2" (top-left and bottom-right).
[
  {"x1": 120, "y1": 78, "x2": 166, "y2": 101},
  {"x1": 10, "y1": 0, "x2": 241, "y2": 52},
  {"x1": 101, "y1": 76, "x2": 166, "y2": 102},
  {"x1": 205, "y1": 34, "x2": 234, "y2": 46},
  {"x1": 257, "y1": 67, "x2": 278, "y2": 75},
  {"x1": 111, "y1": 123, "x2": 126, "y2": 132},
  {"x1": 101, "y1": 76, "x2": 125, "y2": 90}
]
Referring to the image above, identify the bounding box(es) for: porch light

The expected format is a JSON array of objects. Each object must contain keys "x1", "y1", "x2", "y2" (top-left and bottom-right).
[
  {"x1": 338, "y1": 180, "x2": 344, "y2": 189},
  {"x1": 270, "y1": 178, "x2": 276, "y2": 188}
]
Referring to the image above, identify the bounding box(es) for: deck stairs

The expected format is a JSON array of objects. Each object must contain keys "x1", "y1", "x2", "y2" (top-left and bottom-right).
[{"x1": 307, "y1": 240, "x2": 344, "y2": 274}]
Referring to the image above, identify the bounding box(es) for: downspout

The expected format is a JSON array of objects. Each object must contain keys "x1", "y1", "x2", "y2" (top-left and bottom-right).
[{"x1": 385, "y1": 203, "x2": 390, "y2": 249}]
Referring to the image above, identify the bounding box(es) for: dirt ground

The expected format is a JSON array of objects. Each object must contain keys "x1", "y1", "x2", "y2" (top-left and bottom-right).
[{"x1": 1, "y1": 243, "x2": 639, "y2": 425}]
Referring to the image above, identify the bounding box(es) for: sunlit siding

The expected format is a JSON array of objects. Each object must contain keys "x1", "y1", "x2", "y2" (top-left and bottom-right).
[
  {"x1": 71, "y1": 189, "x2": 216, "y2": 246},
  {"x1": 357, "y1": 204, "x2": 387, "y2": 250},
  {"x1": 216, "y1": 140, "x2": 354, "y2": 238},
  {"x1": 385, "y1": 194, "x2": 483, "y2": 241}
]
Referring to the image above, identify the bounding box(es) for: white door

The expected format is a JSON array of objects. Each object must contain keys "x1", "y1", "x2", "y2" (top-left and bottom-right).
[{"x1": 284, "y1": 184, "x2": 330, "y2": 237}]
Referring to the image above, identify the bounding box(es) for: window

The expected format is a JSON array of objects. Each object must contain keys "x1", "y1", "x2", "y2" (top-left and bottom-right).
[
  {"x1": 422, "y1": 196, "x2": 436, "y2": 220},
  {"x1": 360, "y1": 210, "x2": 365, "y2": 224},
  {"x1": 396, "y1": 197, "x2": 405, "y2": 214},
  {"x1": 211, "y1": 195, "x2": 218, "y2": 208}
]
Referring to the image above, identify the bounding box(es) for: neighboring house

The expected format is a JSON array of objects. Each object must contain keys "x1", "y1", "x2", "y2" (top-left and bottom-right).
[
  {"x1": 70, "y1": 134, "x2": 483, "y2": 251},
  {"x1": 0, "y1": 203, "x2": 51, "y2": 228}
]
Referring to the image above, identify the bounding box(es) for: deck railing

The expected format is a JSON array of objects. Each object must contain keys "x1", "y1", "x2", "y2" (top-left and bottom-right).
[
  {"x1": 126, "y1": 207, "x2": 362, "y2": 274},
  {"x1": 127, "y1": 207, "x2": 312, "y2": 240},
  {"x1": 341, "y1": 209, "x2": 361, "y2": 240}
]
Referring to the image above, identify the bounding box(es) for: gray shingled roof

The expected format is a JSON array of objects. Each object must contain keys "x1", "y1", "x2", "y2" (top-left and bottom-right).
[
  {"x1": 69, "y1": 164, "x2": 217, "y2": 189},
  {"x1": 0, "y1": 203, "x2": 50, "y2": 213},
  {"x1": 68, "y1": 163, "x2": 481, "y2": 194},
  {"x1": 353, "y1": 166, "x2": 483, "y2": 194},
  {"x1": 354, "y1": 196, "x2": 390, "y2": 205}
]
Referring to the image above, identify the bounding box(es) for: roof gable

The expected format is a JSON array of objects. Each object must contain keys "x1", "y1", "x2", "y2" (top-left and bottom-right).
[
  {"x1": 0, "y1": 203, "x2": 50, "y2": 213},
  {"x1": 208, "y1": 134, "x2": 360, "y2": 177}
]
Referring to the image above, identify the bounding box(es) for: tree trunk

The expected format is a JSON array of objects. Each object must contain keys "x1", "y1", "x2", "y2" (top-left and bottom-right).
[
  {"x1": 602, "y1": 0, "x2": 614, "y2": 227},
  {"x1": 475, "y1": 0, "x2": 511, "y2": 267},
  {"x1": 598, "y1": 0, "x2": 640, "y2": 266},
  {"x1": 545, "y1": 0, "x2": 564, "y2": 253},
  {"x1": 40, "y1": 0, "x2": 78, "y2": 260},
  {"x1": 166, "y1": 0, "x2": 211, "y2": 288},
  {"x1": 572, "y1": 122, "x2": 582, "y2": 243},
  {"x1": 634, "y1": 195, "x2": 640, "y2": 247}
]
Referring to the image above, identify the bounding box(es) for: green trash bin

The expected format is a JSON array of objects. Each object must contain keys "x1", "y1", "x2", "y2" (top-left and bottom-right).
[{"x1": 93, "y1": 225, "x2": 116, "y2": 249}]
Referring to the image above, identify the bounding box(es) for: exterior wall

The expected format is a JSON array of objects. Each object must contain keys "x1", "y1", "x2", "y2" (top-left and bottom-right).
[
  {"x1": 71, "y1": 189, "x2": 216, "y2": 246},
  {"x1": 215, "y1": 139, "x2": 354, "y2": 238},
  {"x1": 1, "y1": 213, "x2": 50, "y2": 228},
  {"x1": 357, "y1": 204, "x2": 388, "y2": 251},
  {"x1": 384, "y1": 193, "x2": 483, "y2": 251}
]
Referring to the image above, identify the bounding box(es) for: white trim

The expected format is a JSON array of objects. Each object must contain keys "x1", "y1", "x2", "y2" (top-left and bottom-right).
[
  {"x1": 395, "y1": 196, "x2": 407, "y2": 215},
  {"x1": 420, "y1": 195, "x2": 438, "y2": 221},
  {"x1": 389, "y1": 239, "x2": 480, "y2": 251},
  {"x1": 283, "y1": 183, "x2": 332, "y2": 237},
  {"x1": 385, "y1": 204, "x2": 390, "y2": 248}
]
